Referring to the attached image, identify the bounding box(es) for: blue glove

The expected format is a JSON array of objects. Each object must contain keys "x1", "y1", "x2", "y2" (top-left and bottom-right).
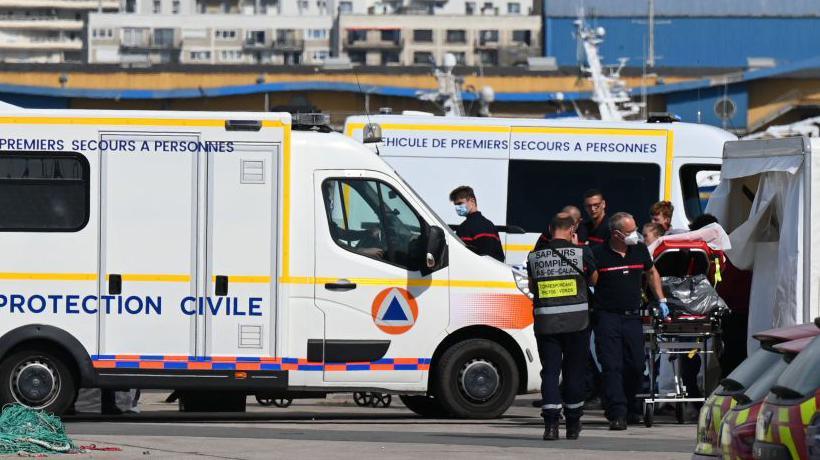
[{"x1": 658, "y1": 301, "x2": 670, "y2": 318}]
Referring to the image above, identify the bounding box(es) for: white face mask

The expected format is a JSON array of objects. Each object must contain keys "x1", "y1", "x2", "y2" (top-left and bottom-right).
[{"x1": 623, "y1": 230, "x2": 640, "y2": 246}]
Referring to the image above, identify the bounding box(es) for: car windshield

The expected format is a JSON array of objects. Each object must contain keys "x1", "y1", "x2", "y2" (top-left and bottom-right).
[
  {"x1": 774, "y1": 335, "x2": 820, "y2": 397},
  {"x1": 739, "y1": 359, "x2": 789, "y2": 403},
  {"x1": 721, "y1": 348, "x2": 782, "y2": 391}
]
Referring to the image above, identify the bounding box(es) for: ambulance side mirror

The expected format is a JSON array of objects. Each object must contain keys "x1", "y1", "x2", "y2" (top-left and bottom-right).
[{"x1": 420, "y1": 225, "x2": 448, "y2": 276}]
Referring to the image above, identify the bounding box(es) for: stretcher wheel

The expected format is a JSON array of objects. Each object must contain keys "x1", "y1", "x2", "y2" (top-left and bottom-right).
[
  {"x1": 675, "y1": 402, "x2": 685, "y2": 424},
  {"x1": 371, "y1": 393, "x2": 392, "y2": 408},
  {"x1": 353, "y1": 392, "x2": 373, "y2": 407},
  {"x1": 256, "y1": 395, "x2": 274, "y2": 406},
  {"x1": 644, "y1": 403, "x2": 654, "y2": 427},
  {"x1": 273, "y1": 398, "x2": 293, "y2": 408}
]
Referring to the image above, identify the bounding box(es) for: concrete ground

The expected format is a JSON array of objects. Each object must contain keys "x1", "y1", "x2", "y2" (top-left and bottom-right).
[{"x1": 52, "y1": 392, "x2": 697, "y2": 459}]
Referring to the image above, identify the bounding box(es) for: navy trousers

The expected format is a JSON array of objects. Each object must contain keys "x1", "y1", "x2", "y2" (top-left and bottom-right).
[
  {"x1": 593, "y1": 311, "x2": 645, "y2": 420},
  {"x1": 536, "y1": 328, "x2": 590, "y2": 423}
]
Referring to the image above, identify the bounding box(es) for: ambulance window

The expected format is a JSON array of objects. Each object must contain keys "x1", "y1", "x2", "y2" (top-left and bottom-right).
[
  {"x1": 322, "y1": 178, "x2": 424, "y2": 270},
  {"x1": 680, "y1": 164, "x2": 721, "y2": 221},
  {"x1": 506, "y1": 160, "x2": 660, "y2": 233},
  {"x1": 0, "y1": 153, "x2": 89, "y2": 232}
]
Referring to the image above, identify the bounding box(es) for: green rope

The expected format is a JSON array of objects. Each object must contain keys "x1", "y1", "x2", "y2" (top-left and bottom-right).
[{"x1": 0, "y1": 404, "x2": 76, "y2": 455}]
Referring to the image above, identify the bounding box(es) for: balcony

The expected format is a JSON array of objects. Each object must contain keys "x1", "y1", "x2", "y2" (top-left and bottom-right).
[
  {"x1": 243, "y1": 39, "x2": 270, "y2": 49},
  {"x1": 0, "y1": 18, "x2": 83, "y2": 31},
  {"x1": 0, "y1": 0, "x2": 119, "y2": 9},
  {"x1": 0, "y1": 38, "x2": 82, "y2": 50},
  {"x1": 344, "y1": 37, "x2": 404, "y2": 50},
  {"x1": 272, "y1": 39, "x2": 304, "y2": 51},
  {"x1": 121, "y1": 38, "x2": 180, "y2": 51},
  {"x1": 474, "y1": 38, "x2": 499, "y2": 49}
]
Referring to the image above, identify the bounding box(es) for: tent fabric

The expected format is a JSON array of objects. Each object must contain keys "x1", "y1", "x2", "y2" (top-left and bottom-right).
[{"x1": 706, "y1": 137, "x2": 815, "y2": 352}]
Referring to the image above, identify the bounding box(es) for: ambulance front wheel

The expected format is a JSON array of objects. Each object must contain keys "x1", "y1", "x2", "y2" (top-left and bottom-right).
[
  {"x1": 0, "y1": 346, "x2": 77, "y2": 415},
  {"x1": 433, "y1": 339, "x2": 518, "y2": 419}
]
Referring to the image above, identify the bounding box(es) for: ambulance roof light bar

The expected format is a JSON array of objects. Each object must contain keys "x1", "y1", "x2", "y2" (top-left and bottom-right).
[{"x1": 293, "y1": 113, "x2": 332, "y2": 132}]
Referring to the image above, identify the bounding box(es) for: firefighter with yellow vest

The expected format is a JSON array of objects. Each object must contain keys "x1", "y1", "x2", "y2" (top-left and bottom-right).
[{"x1": 527, "y1": 212, "x2": 598, "y2": 440}]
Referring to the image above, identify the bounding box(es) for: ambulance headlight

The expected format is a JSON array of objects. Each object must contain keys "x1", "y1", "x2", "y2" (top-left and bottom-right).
[{"x1": 512, "y1": 267, "x2": 533, "y2": 299}]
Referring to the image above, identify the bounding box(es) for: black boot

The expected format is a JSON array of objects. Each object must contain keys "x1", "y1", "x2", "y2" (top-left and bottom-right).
[
  {"x1": 543, "y1": 422, "x2": 559, "y2": 441},
  {"x1": 566, "y1": 418, "x2": 582, "y2": 440},
  {"x1": 609, "y1": 417, "x2": 628, "y2": 431}
]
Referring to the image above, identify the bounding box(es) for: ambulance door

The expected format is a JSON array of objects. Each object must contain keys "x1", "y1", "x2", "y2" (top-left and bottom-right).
[
  {"x1": 314, "y1": 171, "x2": 449, "y2": 384},
  {"x1": 205, "y1": 142, "x2": 277, "y2": 357},
  {"x1": 99, "y1": 133, "x2": 198, "y2": 356}
]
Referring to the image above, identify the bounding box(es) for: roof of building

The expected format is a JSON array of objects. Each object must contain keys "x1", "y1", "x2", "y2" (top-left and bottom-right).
[{"x1": 543, "y1": 0, "x2": 820, "y2": 18}]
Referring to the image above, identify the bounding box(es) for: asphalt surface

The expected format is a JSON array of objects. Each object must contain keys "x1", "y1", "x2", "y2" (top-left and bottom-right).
[{"x1": 46, "y1": 392, "x2": 699, "y2": 459}]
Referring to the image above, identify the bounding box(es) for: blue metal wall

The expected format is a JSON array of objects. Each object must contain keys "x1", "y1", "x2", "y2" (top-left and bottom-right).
[
  {"x1": 545, "y1": 17, "x2": 820, "y2": 67},
  {"x1": 665, "y1": 84, "x2": 748, "y2": 130},
  {"x1": 0, "y1": 93, "x2": 69, "y2": 109}
]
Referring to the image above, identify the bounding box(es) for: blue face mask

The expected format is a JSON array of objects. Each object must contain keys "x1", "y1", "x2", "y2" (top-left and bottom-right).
[{"x1": 455, "y1": 203, "x2": 469, "y2": 217}]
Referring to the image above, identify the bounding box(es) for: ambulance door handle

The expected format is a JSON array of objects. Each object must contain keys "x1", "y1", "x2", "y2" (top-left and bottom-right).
[
  {"x1": 324, "y1": 280, "x2": 357, "y2": 291},
  {"x1": 108, "y1": 274, "x2": 122, "y2": 295},
  {"x1": 215, "y1": 275, "x2": 229, "y2": 296}
]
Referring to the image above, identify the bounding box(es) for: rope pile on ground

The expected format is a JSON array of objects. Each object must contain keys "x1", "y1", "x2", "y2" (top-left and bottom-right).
[{"x1": 0, "y1": 404, "x2": 75, "y2": 455}]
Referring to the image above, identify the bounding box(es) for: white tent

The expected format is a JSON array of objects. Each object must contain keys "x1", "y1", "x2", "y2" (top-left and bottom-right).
[{"x1": 706, "y1": 137, "x2": 820, "y2": 353}]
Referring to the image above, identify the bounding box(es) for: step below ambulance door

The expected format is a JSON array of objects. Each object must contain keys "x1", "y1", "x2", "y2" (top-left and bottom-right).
[
  {"x1": 205, "y1": 142, "x2": 277, "y2": 358},
  {"x1": 314, "y1": 171, "x2": 449, "y2": 384},
  {"x1": 99, "y1": 133, "x2": 199, "y2": 356}
]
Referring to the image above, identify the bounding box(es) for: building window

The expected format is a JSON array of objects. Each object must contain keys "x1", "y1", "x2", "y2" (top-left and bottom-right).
[
  {"x1": 321, "y1": 178, "x2": 425, "y2": 270},
  {"x1": 479, "y1": 50, "x2": 497, "y2": 65},
  {"x1": 152, "y1": 0, "x2": 161, "y2": 13},
  {"x1": 317, "y1": 0, "x2": 326, "y2": 12},
  {"x1": 507, "y1": 160, "x2": 660, "y2": 233},
  {"x1": 450, "y1": 51, "x2": 466, "y2": 64},
  {"x1": 413, "y1": 51, "x2": 433, "y2": 65},
  {"x1": 182, "y1": 28, "x2": 207, "y2": 39},
  {"x1": 298, "y1": 0, "x2": 309, "y2": 10},
  {"x1": 0, "y1": 153, "x2": 90, "y2": 232},
  {"x1": 312, "y1": 49, "x2": 329, "y2": 61},
  {"x1": 413, "y1": 29, "x2": 432, "y2": 43},
  {"x1": 153, "y1": 28, "x2": 174, "y2": 47},
  {"x1": 347, "y1": 29, "x2": 367, "y2": 43},
  {"x1": 338, "y1": 1, "x2": 352, "y2": 13},
  {"x1": 246, "y1": 30, "x2": 265, "y2": 45},
  {"x1": 125, "y1": 0, "x2": 136, "y2": 13},
  {"x1": 306, "y1": 28, "x2": 328, "y2": 40},
  {"x1": 507, "y1": 2, "x2": 520, "y2": 14},
  {"x1": 189, "y1": 50, "x2": 211, "y2": 61},
  {"x1": 380, "y1": 29, "x2": 399, "y2": 42},
  {"x1": 381, "y1": 51, "x2": 399, "y2": 65},
  {"x1": 348, "y1": 50, "x2": 365, "y2": 64},
  {"x1": 481, "y1": 1, "x2": 494, "y2": 13},
  {"x1": 215, "y1": 29, "x2": 238, "y2": 40},
  {"x1": 446, "y1": 29, "x2": 466, "y2": 44},
  {"x1": 479, "y1": 29, "x2": 498, "y2": 44},
  {"x1": 122, "y1": 27, "x2": 148, "y2": 47},
  {"x1": 219, "y1": 49, "x2": 243, "y2": 61},
  {"x1": 512, "y1": 29, "x2": 531, "y2": 45},
  {"x1": 261, "y1": 0, "x2": 278, "y2": 14},
  {"x1": 172, "y1": 0, "x2": 180, "y2": 13},
  {"x1": 465, "y1": 1, "x2": 475, "y2": 14}
]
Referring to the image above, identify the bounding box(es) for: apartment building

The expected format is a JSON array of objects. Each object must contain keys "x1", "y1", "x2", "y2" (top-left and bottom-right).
[
  {"x1": 338, "y1": 13, "x2": 540, "y2": 66},
  {"x1": 88, "y1": 13, "x2": 332, "y2": 64},
  {"x1": 0, "y1": 0, "x2": 119, "y2": 63}
]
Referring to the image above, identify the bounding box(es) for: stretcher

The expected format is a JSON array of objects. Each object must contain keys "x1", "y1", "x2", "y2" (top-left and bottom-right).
[{"x1": 640, "y1": 240, "x2": 728, "y2": 427}]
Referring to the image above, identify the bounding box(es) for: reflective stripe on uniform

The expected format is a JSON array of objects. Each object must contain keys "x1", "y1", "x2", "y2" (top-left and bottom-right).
[
  {"x1": 534, "y1": 303, "x2": 588, "y2": 315},
  {"x1": 736, "y1": 408, "x2": 750, "y2": 425},
  {"x1": 564, "y1": 401, "x2": 584, "y2": 409},
  {"x1": 800, "y1": 398, "x2": 816, "y2": 425},
  {"x1": 542, "y1": 404, "x2": 562, "y2": 410}
]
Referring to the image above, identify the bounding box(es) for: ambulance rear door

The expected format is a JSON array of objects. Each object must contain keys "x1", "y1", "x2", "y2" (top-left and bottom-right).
[
  {"x1": 99, "y1": 131, "x2": 199, "y2": 356},
  {"x1": 204, "y1": 135, "x2": 278, "y2": 358}
]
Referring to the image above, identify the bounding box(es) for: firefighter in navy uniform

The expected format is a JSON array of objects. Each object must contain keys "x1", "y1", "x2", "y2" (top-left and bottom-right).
[
  {"x1": 591, "y1": 212, "x2": 669, "y2": 430},
  {"x1": 527, "y1": 212, "x2": 598, "y2": 441},
  {"x1": 449, "y1": 185, "x2": 505, "y2": 262},
  {"x1": 583, "y1": 189, "x2": 610, "y2": 246}
]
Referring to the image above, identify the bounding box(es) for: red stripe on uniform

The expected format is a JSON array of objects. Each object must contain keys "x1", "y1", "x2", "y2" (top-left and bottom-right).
[
  {"x1": 598, "y1": 264, "x2": 644, "y2": 273},
  {"x1": 461, "y1": 233, "x2": 500, "y2": 242},
  {"x1": 587, "y1": 236, "x2": 604, "y2": 243}
]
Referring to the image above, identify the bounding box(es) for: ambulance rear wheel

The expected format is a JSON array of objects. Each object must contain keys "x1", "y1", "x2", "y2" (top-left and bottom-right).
[
  {"x1": 433, "y1": 339, "x2": 518, "y2": 419},
  {"x1": 0, "y1": 347, "x2": 76, "y2": 415},
  {"x1": 399, "y1": 395, "x2": 449, "y2": 418}
]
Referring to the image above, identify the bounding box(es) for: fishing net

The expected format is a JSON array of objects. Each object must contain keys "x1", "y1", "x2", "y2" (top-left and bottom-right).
[{"x1": 0, "y1": 404, "x2": 75, "y2": 455}]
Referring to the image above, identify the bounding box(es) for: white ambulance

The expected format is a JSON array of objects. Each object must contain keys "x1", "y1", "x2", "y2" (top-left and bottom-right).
[
  {"x1": 344, "y1": 115, "x2": 736, "y2": 262},
  {"x1": 0, "y1": 110, "x2": 538, "y2": 418}
]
